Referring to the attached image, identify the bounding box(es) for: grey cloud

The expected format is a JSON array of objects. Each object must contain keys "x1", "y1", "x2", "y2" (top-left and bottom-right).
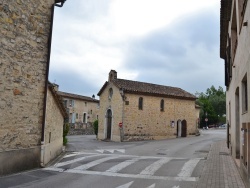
[{"x1": 49, "y1": 70, "x2": 100, "y2": 97}]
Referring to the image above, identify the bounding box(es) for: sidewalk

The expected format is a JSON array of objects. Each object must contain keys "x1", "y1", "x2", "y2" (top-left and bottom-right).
[{"x1": 196, "y1": 140, "x2": 245, "y2": 188}]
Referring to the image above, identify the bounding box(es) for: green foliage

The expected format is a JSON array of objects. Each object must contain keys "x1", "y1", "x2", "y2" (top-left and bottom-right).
[
  {"x1": 196, "y1": 85, "x2": 226, "y2": 127},
  {"x1": 63, "y1": 123, "x2": 69, "y2": 145},
  {"x1": 93, "y1": 120, "x2": 98, "y2": 135}
]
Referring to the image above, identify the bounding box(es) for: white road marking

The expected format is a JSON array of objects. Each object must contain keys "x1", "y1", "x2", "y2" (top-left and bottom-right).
[
  {"x1": 147, "y1": 183, "x2": 156, "y2": 188},
  {"x1": 116, "y1": 149, "x2": 125, "y2": 153},
  {"x1": 96, "y1": 149, "x2": 105, "y2": 153},
  {"x1": 66, "y1": 169, "x2": 199, "y2": 182},
  {"x1": 63, "y1": 152, "x2": 82, "y2": 158},
  {"x1": 172, "y1": 186, "x2": 180, "y2": 188},
  {"x1": 106, "y1": 157, "x2": 140, "y2": 173},
  {"x1": 43, "y1": 167, "x2": 64, "y2": 172},
  {"x1": 140, "y1": 158, "x2": 171, "y2": 175},
  {"x1": 96, "y1": 149, "x2": 125, "y2": 154},
  {"x1": 55, "y1": 154, "x2": 101, "y2": 167},
  {"x1": 177, "y1": 158, "x2": 201, "y2": 177},
  {"x1": 116, "y1": 181, "x2": 134, "y2": 188},
  {"x1": 74, "y1": 155, "x2": 119, "y2": 170}
]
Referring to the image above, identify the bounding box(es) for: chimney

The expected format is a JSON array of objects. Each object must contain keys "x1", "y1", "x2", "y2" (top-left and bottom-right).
[{"x1": 108, "y1": 70, "x2": 117, "y2": 82}]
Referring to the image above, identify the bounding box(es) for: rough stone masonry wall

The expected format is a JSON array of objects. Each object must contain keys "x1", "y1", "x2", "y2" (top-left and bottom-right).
[
  {"x1": 123, "y1": 94, "x2": 197, "y2": 141},
  {"x1": 0, "y1": 0, "x2": 54, "y2": 175},
  {"x1": 44, "y1": 89, "x2": 64, "y2": 165}
]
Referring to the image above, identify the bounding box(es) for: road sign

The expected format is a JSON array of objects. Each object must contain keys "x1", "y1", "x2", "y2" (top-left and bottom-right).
[
  {"x1": 119, "y1": 122, "x2": 123, "y2": 128},
  {"x1": 205, "y1": 118, "x2": 208, "y2": 122}
]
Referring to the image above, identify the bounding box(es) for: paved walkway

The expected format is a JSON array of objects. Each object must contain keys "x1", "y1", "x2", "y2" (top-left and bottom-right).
[{"x1": 197, "y1": 140, "x2": 245, "y2": 188}]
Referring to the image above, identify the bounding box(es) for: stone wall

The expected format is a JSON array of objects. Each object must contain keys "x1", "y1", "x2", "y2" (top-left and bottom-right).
[
  {"x1": 123, "y1": 94, "x2": 197, "y2": 141},
  {"x1": 43, "y1": 88, "x2": 64, "y2": 165},
  {"x1": 0, "y1": 0, "x2": 55, "y2": 175}
]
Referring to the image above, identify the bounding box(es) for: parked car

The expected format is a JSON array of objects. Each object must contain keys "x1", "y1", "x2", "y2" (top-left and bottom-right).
[{"x1": 219, "y1": 124, "x2": 227, "y2": 129}]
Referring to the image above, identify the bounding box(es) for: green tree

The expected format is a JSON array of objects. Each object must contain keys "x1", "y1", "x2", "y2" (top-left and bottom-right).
[{"x1": 196, "y1": 86, "x2": 226, "y2": 127}]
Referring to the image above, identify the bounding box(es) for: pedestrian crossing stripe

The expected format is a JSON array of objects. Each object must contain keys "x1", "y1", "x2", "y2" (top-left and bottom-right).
[
  {"x1": 44, "y1": 152, "x2": 203, "y2": 182},
  {"x1": 96, "y1": 149, "x2": 125, "y2": 153}
]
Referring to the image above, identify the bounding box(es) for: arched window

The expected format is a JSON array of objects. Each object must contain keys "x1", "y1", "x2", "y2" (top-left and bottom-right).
[
  {"x1": 109, "y1": 88, "x2": 113, "y2": 99},
  {"x1": 139, "y1": 97, "x2": 143, "y2": 110},
  {"x1": 160, "y1": 99, "x2": 164, "y2": 111}
]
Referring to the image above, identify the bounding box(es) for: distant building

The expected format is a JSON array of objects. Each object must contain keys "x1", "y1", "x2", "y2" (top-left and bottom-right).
[
  {"x1": 57, "y1": 91, "x2": 99, "y2": 126},
  {"x1": 220, "y1": 0, "x2": 250, "y2": 186},
  {"x1": 97, "y1": 70, "x2": 198, "y2": 142}
]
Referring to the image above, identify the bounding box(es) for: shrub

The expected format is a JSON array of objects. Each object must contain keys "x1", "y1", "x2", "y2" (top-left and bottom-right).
[
  {"x1": 93, "y1": 120, "x2": 98, "y2": 136},
  {"x1": 63, "y1": 123, "x2": 69, "y2": 145}
]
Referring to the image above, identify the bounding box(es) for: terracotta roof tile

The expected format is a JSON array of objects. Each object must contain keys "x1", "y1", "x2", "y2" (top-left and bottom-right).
[
  {"x1": 111, "y1": 79, "x2": 196, "y2": 100},
  {"x1": 57, "y1": 91, "x2": 99, "y2": 103}
]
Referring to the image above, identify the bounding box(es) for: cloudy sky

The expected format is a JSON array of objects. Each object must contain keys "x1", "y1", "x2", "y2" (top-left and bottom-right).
[{"x1": 49, "y1": 0, "x2": 224, "y2": 98}]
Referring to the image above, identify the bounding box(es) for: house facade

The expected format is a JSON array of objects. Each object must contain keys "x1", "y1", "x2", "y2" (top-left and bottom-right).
[
  {"x1": 220, "y1": 0, "x2": 250, "y2": 186},
  {"x1": 57, "y1": 91, "x2": 99, "y2": 126},
  {"x1": 0, "y1": 0, "x2": 66, "y2": 175},
  {"x1": 97, "y1": 70, "x2": 198, "y2": 142}
]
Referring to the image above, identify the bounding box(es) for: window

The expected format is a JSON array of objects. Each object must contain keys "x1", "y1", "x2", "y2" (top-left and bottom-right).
[
  {"x1": 83, "y1": 113, "x2": 87, "y2": 123},
  {"x1": 138, "y1": 97, "x2": 143, "y2": 110},
  {"x1": 85, "y1": 102, "x2": 87, "y2": 107},
  {"x1": 238, "y1": 0, "x2": 248, "y2": 30},
  {"x1": 109, "y1": 88, "x2": 113, "y2": 99},
  {"x1": 63, "y1": 100, "x2": 68, "y2": 107},
  {"x1": 90, "y1": 110, "x2": 92, "y2": 114},
  {"x1": 160, "y1": 99, "x2": 164, "y2": 111},
  {"x1": 69, "y1": 99, "x2": 74, "y2": 107},
  {"x1": 242, "y1": 74, "x2": 248, "y2": 112},
  {"x1": 76, "y1": 113, "x2": 78, "y2": 119}
]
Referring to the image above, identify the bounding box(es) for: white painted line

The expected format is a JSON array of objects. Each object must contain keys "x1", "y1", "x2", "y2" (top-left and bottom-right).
[
  {"x1": 116, "y1": 149, "x2": 125, "y2": 153},
  {"x1": 96, "y1": 149, "x2": 105, "y2": 153},
  {"x1": 107, "y1": 149, "x2": 115, "y2": 153},
  {"x1": 43, "y1": 167, "x2": 64, "y2": 172},
  {"x1": 66, "y1": 151, "x2": 187, "y2": 160},
  {"x1": 178, "y1": 158, "x2": 201, "y2": 177},
  {"x1": 65, "y1": 169, "x2": 199, "y2": 182},
  {"x1": 55, "y1": 154, "x2": 101, "y2": 167},
  {"x1": 172, "y1": 186, "x2": 180, "y2": 188},
  {"x1": 63, "y1": 152, "x2": 82, "y2": 158},
  {"x1": 147, "y1": 183, "x2": 156, "y2": 188},
  {"x1": 106, "y1": 157, "x2": 140, "y2": 173},
  {"x1": 74, "y1": 156, "x2": 119, "y2": 170},
  {"x1": 116, "y1": 181, "x2": 134, "y2": 188},
  {"x1": 140, "y1": 158, "x2": 171, "y2": 175}
]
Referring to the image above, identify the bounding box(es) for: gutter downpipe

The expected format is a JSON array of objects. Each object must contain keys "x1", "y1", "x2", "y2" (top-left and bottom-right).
[{"x1": 41, "y1": 1, "x2": 65, "y2": 168}]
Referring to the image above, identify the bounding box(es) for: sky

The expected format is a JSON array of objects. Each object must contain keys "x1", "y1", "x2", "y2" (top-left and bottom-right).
[{"x1": 49, "y1": 0, "x2": 225, "y2": 98}]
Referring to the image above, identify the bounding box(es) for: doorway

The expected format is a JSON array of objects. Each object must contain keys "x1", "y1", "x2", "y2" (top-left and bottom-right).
[
  {"x1": 106, "y1": 109, "x2": 112, "y2": 140},
  {"x1": 181, "y1": 120, "x2": 187, "y2": 137}
]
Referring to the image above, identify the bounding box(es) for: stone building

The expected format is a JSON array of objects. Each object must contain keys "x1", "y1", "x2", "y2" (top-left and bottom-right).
[
  {"x1": 57, "y1": 91, "x2": 99, "y2": 126},
  {"x1": 97, "y1": 70, "x2": 198, "y2": 142},
  {"x1": 0, "y1": 0, "x2": 66, "y2": 175},
  {"x1": 220, "y1": 0, "x2": 250, "y2": 186},
  {"x1": 43, "y1": 83, "x2": 67, "y2": 165}
]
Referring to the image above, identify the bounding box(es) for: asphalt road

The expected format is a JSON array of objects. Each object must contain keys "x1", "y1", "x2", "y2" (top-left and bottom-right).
[{"x1": 0, "y1": 129, "x2": 226, "y2": 188}]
